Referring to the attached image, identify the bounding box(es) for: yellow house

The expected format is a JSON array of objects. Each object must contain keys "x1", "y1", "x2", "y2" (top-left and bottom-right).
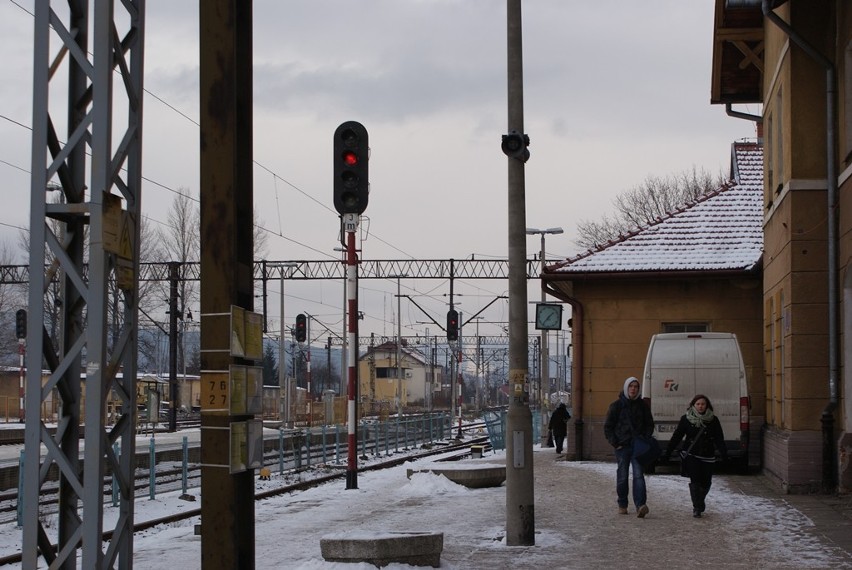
[
  {"x1": 358, "y1": 341, "x2": 439, "y2": 412},
  {"x1": 543, "y1": 140, "x2": 765, "y2": 465},
  {"x1": 709, "y1": 0, "x2": 851, "y2": 492}
]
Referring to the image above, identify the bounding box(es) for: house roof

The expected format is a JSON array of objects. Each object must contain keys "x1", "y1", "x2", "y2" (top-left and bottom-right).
[
  {"x1": 548, "y1": 140, "x2": 763, "y2": 276},
  {"x1": 710, "y1": 0, "x2": 764, "y2": 105},
  {"x1": 361, "y1": 341, "x2": 428, "y2": 365}
]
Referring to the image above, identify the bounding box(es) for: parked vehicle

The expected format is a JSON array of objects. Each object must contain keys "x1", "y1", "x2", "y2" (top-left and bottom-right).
[{"x1": 642, "y1": 332, "x2": 750, "y2": 470}]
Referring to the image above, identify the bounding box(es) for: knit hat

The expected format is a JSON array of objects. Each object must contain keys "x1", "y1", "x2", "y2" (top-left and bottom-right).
[{"x1": 623, "y1": 376, "x2": 640, "y2": 399}]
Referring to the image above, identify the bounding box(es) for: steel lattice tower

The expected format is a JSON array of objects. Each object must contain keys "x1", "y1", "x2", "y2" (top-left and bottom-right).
[{"x1": 22, "y1": 1, "x2": 145, "y2": 567}]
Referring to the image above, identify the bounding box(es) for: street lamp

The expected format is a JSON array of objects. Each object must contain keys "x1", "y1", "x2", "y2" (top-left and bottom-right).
[
  {"x1": 389, "y1": 274, "x2": 408, "y2": 417},
  {"x1": 526, "y1": 226, "x2": 564, "y2": 443}
]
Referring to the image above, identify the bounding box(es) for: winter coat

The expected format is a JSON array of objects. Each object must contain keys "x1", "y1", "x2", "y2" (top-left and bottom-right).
[
  {"x1": 603, "y1": 393, "x2": 654, "y2": 448},
  {"x1": 665, "y1": 415, "x2": 728, "y2": 460},
  {"x1": 548, "y1": 405, "x2": 571, "y2": 435}
]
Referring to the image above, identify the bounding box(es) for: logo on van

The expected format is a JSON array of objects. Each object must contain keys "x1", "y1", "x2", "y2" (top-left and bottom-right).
[{"x1": 664, "y1": 379, "x2": 679, "y2": 391}]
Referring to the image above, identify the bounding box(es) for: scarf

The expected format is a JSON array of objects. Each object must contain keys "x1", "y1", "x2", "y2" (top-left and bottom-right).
[{"x1": 686, "y1": 405, "x2": 715, "y2": 427}]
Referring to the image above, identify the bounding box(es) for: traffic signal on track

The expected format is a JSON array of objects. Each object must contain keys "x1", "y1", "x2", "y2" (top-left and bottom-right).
[
  {"x1": 15, "y1": 309, "x2": 26, "y2": 339},
  {"x1": 333, "y1": 121, "x2": 369, "y2": 215},
  {"x1": 295, "y1": 314, "x2": 307, "y2": 343},
  {"x1": 501, "y1": 130, "x2": 530, "y2": 163},
  {"x1": 446, "y1": 309, "x2": 459, "y2": 341}
]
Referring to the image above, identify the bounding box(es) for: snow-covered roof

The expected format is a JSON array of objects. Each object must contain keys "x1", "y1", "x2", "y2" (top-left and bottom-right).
[
  {"x1": 361, "y1": 341, "x2": 428, "y2": 365},
  {"x1": 549, "y1": 140, "x2": 763, "y2": 275}
]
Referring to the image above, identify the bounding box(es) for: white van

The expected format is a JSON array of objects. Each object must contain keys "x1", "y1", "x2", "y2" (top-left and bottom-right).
[{"x1": 642, "y1": 332, "x2": 750, "y2": 468}]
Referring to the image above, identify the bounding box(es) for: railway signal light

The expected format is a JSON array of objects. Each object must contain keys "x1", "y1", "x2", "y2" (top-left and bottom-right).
[
  {"x1": 333, "y1": 121, "x2": 369, "y2": 215},
  {"x1": 446, "y1": 309, "x2": 459, "y2": 341},
  {"x1": 15, "y1": 309, "x2": 26, "y2": 339},
  {"x1": 295, "y1": 313, "x2": 307, "y2": 343},
  {"x1": 501, "y1": 130, "x2": 530, "y2": 163}
]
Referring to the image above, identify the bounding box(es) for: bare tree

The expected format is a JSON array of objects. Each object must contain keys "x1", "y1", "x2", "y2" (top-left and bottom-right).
[
  {"x1": 151, "y1": 189, "x2": 200, "y2": 377},
  {"x1": 254, "y1": 208, "x2": 270, "y2": 262},
  {"x1": 0, "y1": 240, "x2": 26, "y2": 366},
  {"x1": 574, "y1": 166, "x2": 726, "y2": 250}
]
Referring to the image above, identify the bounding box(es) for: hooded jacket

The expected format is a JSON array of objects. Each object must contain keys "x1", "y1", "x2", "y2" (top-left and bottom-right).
[
  {"x1": 603, "y1": 377, "x2": 654, "y2": 448},
  {"x1": 548, "y1": 403, "x2": 571, "y2": 435}
]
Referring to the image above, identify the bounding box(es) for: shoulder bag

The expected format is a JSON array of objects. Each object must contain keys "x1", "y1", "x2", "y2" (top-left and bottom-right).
[
  {"x1": 626, "y1": 404, "x2": 661, "y2": 469},
  {"x1": 679, "y1": 423, "x2": 707, "y2": 478}
]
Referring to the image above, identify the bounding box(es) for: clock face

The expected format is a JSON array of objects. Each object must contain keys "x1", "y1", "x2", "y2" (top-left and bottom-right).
[{"x1": 535, "y1": 303, "x2": 562, "y2": 330}]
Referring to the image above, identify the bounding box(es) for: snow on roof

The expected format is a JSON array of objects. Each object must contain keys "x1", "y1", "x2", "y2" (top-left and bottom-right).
[
  {"x1": 550, "y1": 140, "x2": 763, "y2": 275},
  {"x1": 362, "y1": 341, "x2": 429, "y2": 365}
]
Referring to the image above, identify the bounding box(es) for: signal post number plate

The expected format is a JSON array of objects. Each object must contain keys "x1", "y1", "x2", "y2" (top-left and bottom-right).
[{"x1": 202, "y1": 372, "x2": 230, "y2": 414}]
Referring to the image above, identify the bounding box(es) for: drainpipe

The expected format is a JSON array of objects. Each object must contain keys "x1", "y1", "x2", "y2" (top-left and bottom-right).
[
  {"x1": 725, "y1": 103, "x2": 763, "y2": 125},
  {"x1": 762, "y1": 0, "x2": 839, "y2": 492},
  {"x1": 544, "y1": 282, "x2": 584, "y2": 460}
]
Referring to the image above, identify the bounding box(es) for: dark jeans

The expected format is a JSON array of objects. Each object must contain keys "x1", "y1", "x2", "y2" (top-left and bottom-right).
[
  {"x1": 615, "y1": 446, "x2": 647, "y2": 509},
  {"x1": 552, "y1": 431, "x2": 566, "y2": 453}
]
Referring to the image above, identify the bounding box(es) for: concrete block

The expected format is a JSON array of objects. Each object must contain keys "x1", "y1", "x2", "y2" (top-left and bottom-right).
[
  {"x1": 320, "y1": 530, "x2": 443, "y2": 567},
  {"x1": 406, "y1": 463, "x2": 506, "y2": 488}
]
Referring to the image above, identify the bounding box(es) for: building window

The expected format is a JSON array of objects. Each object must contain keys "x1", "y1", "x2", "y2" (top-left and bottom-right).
[
  {"x1": 662, "y1": 323, "x2": 709, "y2": 333},
  {"x1": 779, "y1": 292, "x2": 785, "y2": 426},
  {"x1": 774, "y1": 87, "x2": 783, "y2": 194},
  {"x1": 766, "y1": 113, "x2": 774, "y2": 196},
  {"x1": 376, "y1": 367, "x2": 405, "y2": 379},
  {"x1": 766, "y1": 297, "x2": 776, "y2": 425},
  {"x1": 765, "y1": 291, "x2": 785, "y2": 427},
  {"x1": 845, "y1": 40, "x2": 852, "y2": 163}
]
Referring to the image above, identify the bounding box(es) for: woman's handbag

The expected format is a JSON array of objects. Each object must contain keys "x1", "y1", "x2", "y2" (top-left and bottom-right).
[
  {"x1": 678, "y1": 423, "x2": 707, "y2": 478},
  {"x1": 632, "y1": 434, "x2": 662, "y2": 469},
  {"x1": 679, "y1": 450, "x2": 700, "y2": 477}
]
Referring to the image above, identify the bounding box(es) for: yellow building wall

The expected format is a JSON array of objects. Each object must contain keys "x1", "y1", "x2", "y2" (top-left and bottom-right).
[{"x1": 559, "y1": 275, "x2": 764, "y2": 461}]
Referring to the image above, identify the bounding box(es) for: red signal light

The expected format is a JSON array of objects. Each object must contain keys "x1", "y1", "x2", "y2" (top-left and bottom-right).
[{"x1": 333, "y1": 121, "x2": 369, "y2": 215}]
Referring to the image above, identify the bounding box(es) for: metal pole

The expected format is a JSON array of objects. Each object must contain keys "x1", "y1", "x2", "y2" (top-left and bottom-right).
[
  {"x1": 307, "y1": 314, "x2": 312, "y2": 427},
  {"x1": 539, "y1": 234, "x2": 550, "y2": 443},
  {"x1": 168, "y1": 262, "x2": 179, "y2": 432},
  {"x1": 345, "y1": 215, "x2": 360, "y2": 489},
  {"x1": 341, "y1": 253, "x2": 347, "y2": 397},
  {"x1": 505, "y1": 0, "x2": 535, "y2": 546},
  {"x1": 18, "y1": 339, "x2": 24, "y2": 422},
  {"x1": 281, "y1": 270, "x2": 287, "y2": 423},
  {"x1": 396, "y1": 276, "x2": 403, "y2": 417},
  {"x1": 456, "y1": 312, "x2": 463, "y2": 439}
]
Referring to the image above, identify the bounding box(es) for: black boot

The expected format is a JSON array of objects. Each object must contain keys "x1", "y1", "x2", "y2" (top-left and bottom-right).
[
  {"x1": 696, "y1": 486, "x2": 709, "y2": 514},
  {"x1": 689, "y1": 483, "x2": 701, "y2": 518}
]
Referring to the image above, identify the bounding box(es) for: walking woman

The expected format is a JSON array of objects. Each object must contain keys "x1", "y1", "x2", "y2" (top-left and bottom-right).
[{"x1": 662, "y1": 394, "x2": 728, "y2": 518}]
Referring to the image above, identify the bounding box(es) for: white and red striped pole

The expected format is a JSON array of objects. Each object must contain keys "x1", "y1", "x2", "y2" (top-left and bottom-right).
[
  {"x1": 456, "y1": 341, "x2": 463, "y2": 438},
  {"x1": 18, "y1": 339, "x2": 25, "y2": 422},
  {"x1": 344, "y1": 215, "x2": 360, "y2": 489}
]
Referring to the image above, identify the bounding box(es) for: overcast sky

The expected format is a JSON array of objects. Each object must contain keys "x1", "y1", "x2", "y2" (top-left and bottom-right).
[{"x1": 0, "y1": 1, "x2": 760, "y2": 343}]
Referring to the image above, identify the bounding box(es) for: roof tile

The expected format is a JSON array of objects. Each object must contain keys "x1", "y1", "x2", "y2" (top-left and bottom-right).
[{"x1": 551, "y1": 141, "x2": 763, "y2": 274}]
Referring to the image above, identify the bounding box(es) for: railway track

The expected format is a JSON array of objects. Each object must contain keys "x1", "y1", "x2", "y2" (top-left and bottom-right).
[{"x1": 0, "y1": 432, "x2": 491, "y2": 565}]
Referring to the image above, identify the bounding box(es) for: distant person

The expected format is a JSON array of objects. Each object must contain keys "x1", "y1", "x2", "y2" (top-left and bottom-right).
[
  {"x1": 604, "y1": 376, "x2": 654, "y2": 518},
  {"x1": 662, "y1": 394, "x2": 728, "y2": 518},
  {"x1": 548, "y1": 402, "x2": 571, "y2": 454}
]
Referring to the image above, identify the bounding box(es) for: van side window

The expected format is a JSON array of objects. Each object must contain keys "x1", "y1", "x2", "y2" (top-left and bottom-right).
[{"x1": 662, "y1": 323, "x2": 709, "y2": 333}]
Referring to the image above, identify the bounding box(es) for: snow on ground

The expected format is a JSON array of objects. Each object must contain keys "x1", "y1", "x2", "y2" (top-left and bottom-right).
[{"x1": 2, "y1": 446, "x2": 850, "y2": 569}]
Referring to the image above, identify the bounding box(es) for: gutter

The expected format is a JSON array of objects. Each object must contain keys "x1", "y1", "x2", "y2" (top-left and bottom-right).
[
  {"x1": 543, "y1": 267, "x2": 761, "y2": 282},
  {"x1": 726, "y1": 103, "x2": 763, "y2": 125},
  {"x1": 762, "y1": 0, "x2": 839, "y2": 492}
]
